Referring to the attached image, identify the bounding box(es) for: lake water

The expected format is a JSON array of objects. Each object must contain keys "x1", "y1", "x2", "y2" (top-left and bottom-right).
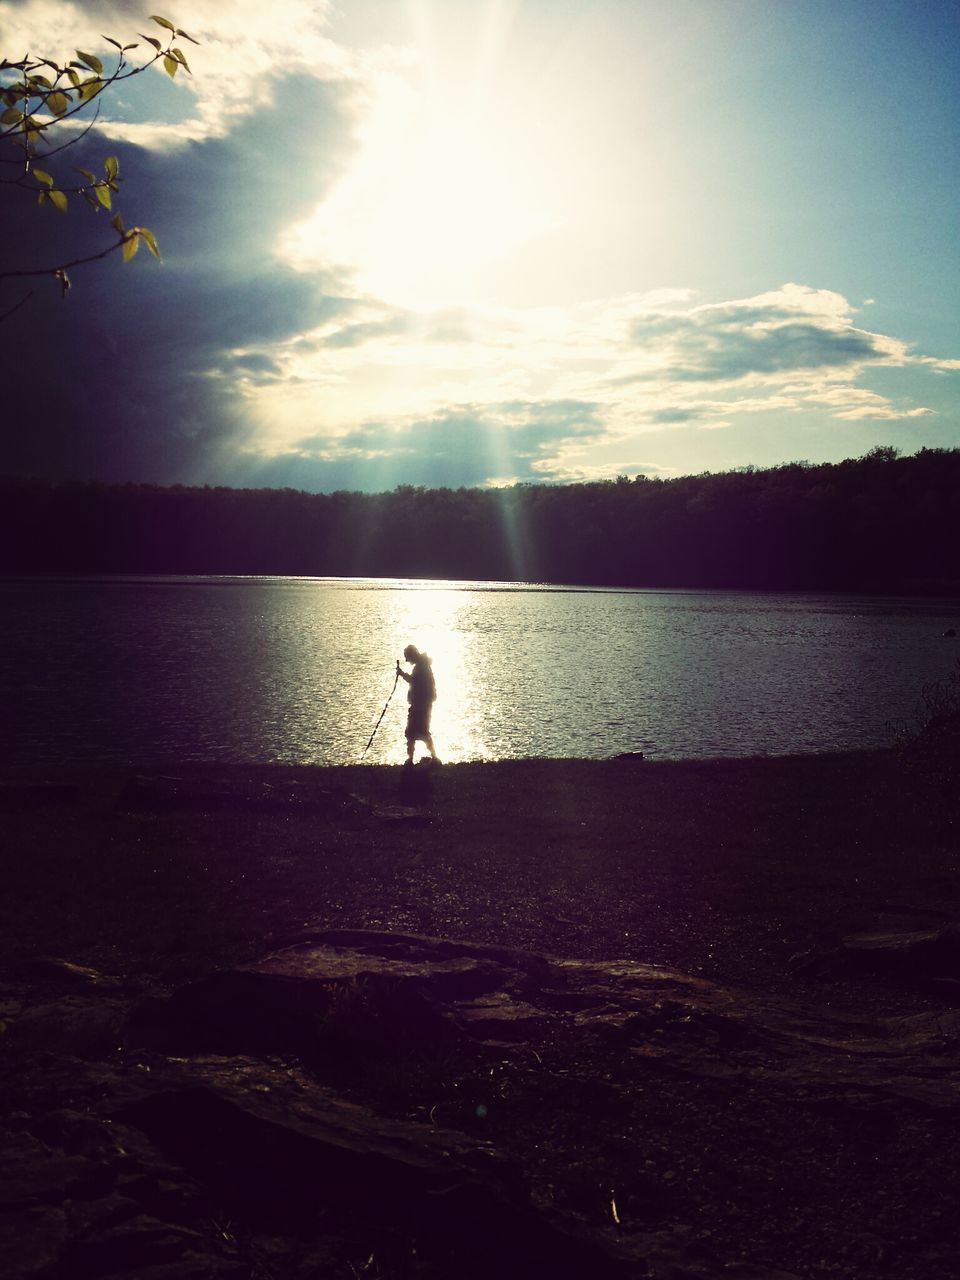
[{"x1": 2, "y1": 576, "x2": 959, "y2": 768}]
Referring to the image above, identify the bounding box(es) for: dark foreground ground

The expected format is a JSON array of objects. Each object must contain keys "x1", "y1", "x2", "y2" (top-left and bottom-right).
[{"x1": 1, "y1": 749, "x2": 959, "y2": 1279}]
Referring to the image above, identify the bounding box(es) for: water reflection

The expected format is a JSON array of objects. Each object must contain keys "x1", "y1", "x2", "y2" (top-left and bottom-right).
[
  {"x1": 1, "y1": 575, "x2": 958, "y2": 767},
  {"x1": 384, "y1": 587, "x2": 490, "y2": 763}
]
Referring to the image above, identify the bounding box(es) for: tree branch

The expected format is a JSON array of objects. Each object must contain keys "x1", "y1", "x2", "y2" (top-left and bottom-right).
[
  {"x1": 0, "y1": 288, "x2": 35, "y2": 324},
  {"x1": 0, "y1": 236, "x2": 129, "y2": 279}
]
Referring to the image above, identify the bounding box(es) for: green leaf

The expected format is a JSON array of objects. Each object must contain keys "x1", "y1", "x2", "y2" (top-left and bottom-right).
[
  {"x1": 172, "y1": 47, "x2": 191, "y2": 73},
  {"x1": 28, "y1": 73, "x2": 53, "y2": 89},
  {"x1": 76, "y1": 51, "x2": 104, "y2": 74},
  {"x1": 122, "y1": 231, "x2": 140, "y2": 262},
  {"x1": 78, "y1": 78, "x2": 102, "y2": 103},
  {"x1": 104, "y1": 155, "x2": 119, "y2": 181},
  {"x1": 103, "y1": 36, "x2": 123, "y2": 50},
  {"x1": 77, "y1": 167, "x2": 95, "y2": 182},
  {"x1": 111, "y1": 213, "x2": 125, "y2": 233},
  {"x1": 32, "y1": 167, "x2": 54, "y2": 186},
  {"x1": 163, "y1": 55, "x2": 178, "y2": 78},
  {"x1": 0, "y1": 107, "x2": 22, "y2": 125},
  {"x1": 94, "y1": 183, "x2": 112, "y2": 209},
  {"x1": 139, "y1": 226, "x2": 161, "y2": 260},
  {"x1": 140, "y1": 35, "x2": 162, "y2": 51},
  {"x1": 48, "y1": 91, "x2": 69, "y2": 116},
  {"x1": 175, "y1": 28, "x2": 201, "y2": 45},
  {"x1": 37, "y1": 190, "x2": 48, "y2": 206},
  {"x1": 122, "y1": 44, "x2": 140, "y2": 52},
  {"x1": 150, "y1": 14, "x2": 176, "y2": 31},
  {"x1": 49, "y1": 189, "x2": 68, "y2": 213},
  {"x1": 66, "y1": 68, "x2": 81, "y2": 87}
]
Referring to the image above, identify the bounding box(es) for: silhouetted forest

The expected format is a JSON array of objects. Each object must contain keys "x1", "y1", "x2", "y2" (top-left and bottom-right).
[{"x1": 2, "y1": 447, "x2": 958, "y2": 592}]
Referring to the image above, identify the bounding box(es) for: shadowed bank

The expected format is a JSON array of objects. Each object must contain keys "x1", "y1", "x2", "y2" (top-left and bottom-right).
[{"x1": 1, "y1": 744, "x2": 959, "y2": 1278}]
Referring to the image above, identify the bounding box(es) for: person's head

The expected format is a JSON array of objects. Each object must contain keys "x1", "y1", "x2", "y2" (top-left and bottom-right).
[{"x1": 403, "y1": 644, "x2": 419, "y2": 663}]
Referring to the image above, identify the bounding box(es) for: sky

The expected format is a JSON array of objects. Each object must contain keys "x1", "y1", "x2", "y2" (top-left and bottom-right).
[{"x1": 1, "y1": 0, "x2": 958, "y2": 491}]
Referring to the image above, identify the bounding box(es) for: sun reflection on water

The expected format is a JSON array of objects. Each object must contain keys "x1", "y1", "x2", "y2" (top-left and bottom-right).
[{"x1": 387, "y1": 585, "x2": 491, "y2": 763}]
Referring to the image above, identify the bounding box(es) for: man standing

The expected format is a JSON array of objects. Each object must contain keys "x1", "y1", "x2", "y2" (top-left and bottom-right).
[{"x1": 397, "y1": 645, "x2": 440, "y2": 764}]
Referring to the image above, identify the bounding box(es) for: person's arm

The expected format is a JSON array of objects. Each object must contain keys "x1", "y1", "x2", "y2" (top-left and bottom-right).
[{"x1": 396, "y1": 662, "x2": 411, "y2": 684}]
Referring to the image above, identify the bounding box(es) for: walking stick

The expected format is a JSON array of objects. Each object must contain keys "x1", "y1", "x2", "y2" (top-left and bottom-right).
[{"x1": 362, "y1": 662, "x2": 401, "y2": 759}]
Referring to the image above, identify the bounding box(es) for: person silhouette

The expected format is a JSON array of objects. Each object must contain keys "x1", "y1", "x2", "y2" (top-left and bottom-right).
[{"x1": 397, "y1": 644, "x2": 440, "y2": 764}]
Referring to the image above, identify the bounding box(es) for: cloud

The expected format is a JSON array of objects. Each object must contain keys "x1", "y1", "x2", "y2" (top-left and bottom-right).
[
  {"x1": 0, "y1": 1, "x2": 356, "y2": 143},
  {"x1": 626, "y1": 285, "x2": 902, "y2": 384},
  {"x1": 236, "y1": 401, "x2": 606, "y2": 490},
  {"x1": 805, "y1": 386, "x2": 935, "y2": 421},
  {"x1": 0, "y1": 66, "x2": 359, "y2": 480},
  {"x1": 1, "y1": 3, "x2": 955, "y2": 493}
]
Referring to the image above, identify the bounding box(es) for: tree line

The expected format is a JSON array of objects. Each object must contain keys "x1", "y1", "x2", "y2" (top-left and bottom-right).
[{"x1": 2, "y1": 446, "x2": 958, "y2": 592}]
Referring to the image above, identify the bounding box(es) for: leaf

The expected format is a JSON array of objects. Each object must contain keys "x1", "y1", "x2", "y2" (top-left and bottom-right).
[
  {"x1": 139, "y1": 35, "x2": 162, "y2": 51},
  {"x1": 49, "y1": 189, "x2": 68, "y2": 213},
  {"x1": 37, "y1": 190, "x2": 48, "y2": 206},
  {"x1": 110, "y1": 213, "x2": 125, "y2": 233},
  {"x1": 103, "y1": 36, "x2": 123, "y2": 50},
  {"x1": 139, "y1": 226, "x2": 161, "y2": 260},
  {"x1": 163, "y1": 55, "x2": 178, "y2": 78},
  {"x1": 66, "y1": 68, "x2": 81, "y2": 88},
  {"x1": 122, "y1": 231, "x2": 140, "y2": 262},
  {"x1": 48, "y1": 91, "x2": 69, "y2": 116},
  {"x1": 175, "y1": 28, "x2": 201, "y2": 44},
  {"x1": 94, "y1": 183, "x2": 112, "y2": 210},
  {"x1": 28, "y1": 73, "x2": 53, "y2": 89},
  {"x1": 0, "y1": 107, "x2": 22, "y2": 125},
  {"x1": 150, "y1": 14, "x2": 176, "y2": 31},
  {"x1": 104, "y1": 155, "x2": 119, "y2": 181},
  {"x1": 78, "y1": 78, "x2": 102, "y2": 103},
  {"x1": 77, "y1": 167, "x2": 96, "y2": 182},
  {"x1": 122, "y1": 44, "x2": 140, "y2": 52},
  {"x1": 32, "y1": 167, "x2": 54, "y2": 186},
  {"x1": 76, "y1": 51, "x2": 104, "y2": 74},
  {"x1": 173, "y1": 47, "x2": 191, "y2": 73}
]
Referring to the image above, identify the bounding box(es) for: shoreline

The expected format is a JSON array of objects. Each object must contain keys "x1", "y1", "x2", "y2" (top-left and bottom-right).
[
  {"x1": 2, "y1": 746, "x2": 954, "y2": 1001},
  {"x1": 2, "y1": 748, "x2": 959, "y2": 1278}
]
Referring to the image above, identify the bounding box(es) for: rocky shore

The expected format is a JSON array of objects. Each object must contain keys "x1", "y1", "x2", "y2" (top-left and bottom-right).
[{"x1": 1, "y1": 750, "x2": 958, "y2": 1279}]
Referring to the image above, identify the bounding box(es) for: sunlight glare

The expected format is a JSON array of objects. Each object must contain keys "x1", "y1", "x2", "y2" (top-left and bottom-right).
[{"x1": 282, "y1": 70, "x2": 557, "y2": 307}]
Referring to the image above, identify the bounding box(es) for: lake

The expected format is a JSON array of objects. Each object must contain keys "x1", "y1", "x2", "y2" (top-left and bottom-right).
[{"x1": 2, "y1": 576, "x2": 959, "y2": 768}]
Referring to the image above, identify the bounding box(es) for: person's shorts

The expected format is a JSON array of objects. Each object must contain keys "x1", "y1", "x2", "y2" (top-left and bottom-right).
[{"x1": 406, "y1": 703, "x2": 432, "y2": 740}]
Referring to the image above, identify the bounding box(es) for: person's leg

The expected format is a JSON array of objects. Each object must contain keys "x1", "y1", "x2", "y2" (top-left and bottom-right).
[
  {"x1": 423, "y1": 733, "x2": 440, "y2": 762},
  {"x1": 406, "y1": 734, "x2": 415, "y2": 762}
]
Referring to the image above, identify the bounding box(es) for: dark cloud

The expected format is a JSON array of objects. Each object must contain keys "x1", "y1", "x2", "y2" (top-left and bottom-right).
[
  {"x1": 629, "y1": 302, "x2": 884, "y2": 383},
  {"x1": 320, "y1": 312, "x2": 414, "y2": 347},
  {"x1": 649, "y1": 407, "x2": 704, "y2": 424},
  {"x1": 0, "y1": 71, "x2": 359, "y2": 483},
  {"x1": 231, "y1": 401, "x2": 605, "y2": 491}
]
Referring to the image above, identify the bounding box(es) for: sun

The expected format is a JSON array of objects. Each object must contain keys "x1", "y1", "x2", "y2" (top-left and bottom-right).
[{"x1": 281, "y1": 70, "x2": 556, "y2": 307}]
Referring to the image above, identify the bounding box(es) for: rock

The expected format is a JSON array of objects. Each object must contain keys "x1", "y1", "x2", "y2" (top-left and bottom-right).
[
  {"x1": 793, "y1": 923, "x2": 960, "y2": 992},
  {"x1": 9, "y1": 929, "x2": 960, "y2": 1278},
  {"x1": 15, "y1": 957, "x2": 123, "y2": 991},
  {"x1": 0, "y1": 1204, "x2": 68, "y2": 1280},
  {"x1": 373, "y1": 803, "x2": 434, "y2": 826},
  {"x1": 115, "y1": 1061, "x2": 649, "y2": 1279},
  {"x1": 6, "y1": 996, "x2": 128, "y2": 1058}
]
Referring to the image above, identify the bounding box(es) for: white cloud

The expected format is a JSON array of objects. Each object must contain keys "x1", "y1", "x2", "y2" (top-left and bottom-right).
[{"x1": 1, "y1": 0, "x2": 358, "y2": 144}]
